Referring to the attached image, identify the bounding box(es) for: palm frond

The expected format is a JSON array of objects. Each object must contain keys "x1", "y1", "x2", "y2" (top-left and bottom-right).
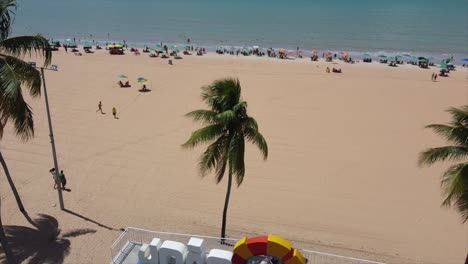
[
  {"x1": 426, "y1": 124, "x2": 468, "y2": 147},
  {"x1": 229, "y1": 132, "x2": 245, "y2": 186},
  {"x1": 418, "y1": 146, "x2": 468, "y2": 166},
  {"x1": 440, "y1": 162, "x2": 468, "y2": 208},
  {"x1": 0, "y1": 0, "x2": 16, "y2": 41},
  {"x1": 185, "y1": 109, "x2": 218, "y2": 124},
  {"x1": 182, "y1": 124, "x2": 225, "y2": 149},
  {"x1": 0, "y1": 55, "x2": 38, "y2": 140},
  {"x1": 455, "y1": 190, "x2": 468, "y2": 223},
  {"x1": 0, "y1": 35, "x2": 52, "y2": 66},
  {"x1": 447, "y1": 106, "x2": 468, "y2": 125},
  {"x1": 215, "y1": 110, "x2": 235, "y2": 123},
  {"x1": 201, "y1": 78, "x2": 241, "y2": 112},
  {"x1": 199, "y1": 135, "x2": 228, "y2": 178},
  {"x1": 232, "y1": 101, "x2": 247, "y2": 113},
  {"x1": 244, "y1": 127, "x2": 268, "y2": 159},
  {"x1": 244, "y1": 116, "x2": 259, "y2": 130},
  {"x1": 0, "y1": 54, "x2": 41, "y2": 96}
]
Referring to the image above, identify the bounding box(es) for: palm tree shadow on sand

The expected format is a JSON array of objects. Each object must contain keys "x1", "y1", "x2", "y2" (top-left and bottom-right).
[{"x1": 0, "y1": 214, "x2": 96, "y2": 264}]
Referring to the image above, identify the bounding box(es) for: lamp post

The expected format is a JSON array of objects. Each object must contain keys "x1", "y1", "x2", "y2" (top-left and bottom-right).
[{"x1": 40, "y1": 67, "x2": 64, "y2": 210}]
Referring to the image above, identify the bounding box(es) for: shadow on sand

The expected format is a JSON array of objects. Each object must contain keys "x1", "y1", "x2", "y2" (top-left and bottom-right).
[
  {"x1": 63, "y1": 208, "x2": 124, "y2": 231},
  {"x1": 0, "y1": 214, "x2": 96, "y2": 264}
]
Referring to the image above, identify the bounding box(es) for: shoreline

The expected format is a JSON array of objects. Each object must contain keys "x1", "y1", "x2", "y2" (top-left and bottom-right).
[{"x1": 47, "y1": 37, "x2": 468, "y2": 65}]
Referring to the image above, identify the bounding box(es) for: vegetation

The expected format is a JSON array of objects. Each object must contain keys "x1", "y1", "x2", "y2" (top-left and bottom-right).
[
  {"x1": 0, "y1": 0, "x2": 51, "y2": 263},
  {"x1": 419, "y1": 105, "x2": 468, "y2": 223},
  {"x1": 183, "y1": 78, "x2": 268, "y2": 238}
]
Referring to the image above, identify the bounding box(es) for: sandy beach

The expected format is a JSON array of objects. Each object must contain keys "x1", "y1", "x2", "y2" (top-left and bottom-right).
[{"x1": 0, "y1": 49, "x2": 467, "y2": 264}]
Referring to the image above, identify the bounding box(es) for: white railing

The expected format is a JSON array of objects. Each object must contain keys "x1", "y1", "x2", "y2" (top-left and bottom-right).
[{"x1": 110, "y1": 227, "x2": 385, "y2": 264}]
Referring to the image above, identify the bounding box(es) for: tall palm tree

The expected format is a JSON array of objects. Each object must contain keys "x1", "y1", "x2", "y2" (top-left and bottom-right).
[
  {"x1": 183, "y1": 78, "x2": 268, "y2": 238},
  {"x1": 0, "y1": 1, "x2": 51, "y2": 263},
  {"x1": 418, "y1": 105, "x2": 468, "y2": 223}
]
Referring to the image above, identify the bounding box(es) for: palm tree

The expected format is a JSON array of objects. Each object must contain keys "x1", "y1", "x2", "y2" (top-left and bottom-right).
[
  {"x1": 0, "y1": 1, "x2": 51, "y2": 263},
  {"x1": 182, "y1": 78, "x2": 268, "y2": 239},
  {"x1": 418, "y1": 105, "x2": 468, "y2": 223}
]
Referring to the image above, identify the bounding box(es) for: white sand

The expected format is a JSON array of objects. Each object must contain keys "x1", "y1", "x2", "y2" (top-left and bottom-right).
[{"x1": 1, "y1": 49, "x2": 467, "y2": 264}]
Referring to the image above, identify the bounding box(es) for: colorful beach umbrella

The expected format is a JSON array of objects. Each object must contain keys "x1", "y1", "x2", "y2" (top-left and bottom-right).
[{"x1": 137, "y1": 77, "x2": 148, "y2": 83}]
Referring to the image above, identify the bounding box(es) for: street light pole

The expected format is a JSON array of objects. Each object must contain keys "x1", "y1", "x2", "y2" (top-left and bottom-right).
[{"x1": 40, "y1": 67, "x2": 64, "y2": 210}]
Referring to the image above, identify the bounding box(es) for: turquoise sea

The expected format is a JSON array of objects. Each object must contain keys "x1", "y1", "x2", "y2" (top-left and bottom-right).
[{"x1": 13, "y1": 0, "x2": 468, "y2": 59}]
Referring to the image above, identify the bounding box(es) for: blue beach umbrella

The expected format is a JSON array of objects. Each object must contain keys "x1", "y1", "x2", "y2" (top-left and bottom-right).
[
  {"x1": 461, "y1": 58, "x2": 468, "y2": 62},
  {"x1": 403, "y1": 53, "x2": 412, "y2": 57}
]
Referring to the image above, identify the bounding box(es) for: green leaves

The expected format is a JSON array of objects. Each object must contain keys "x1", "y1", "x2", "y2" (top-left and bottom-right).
[
  {"x1": 183, "y1": 78, "x2": 268, "y2": 187},
  {"x1": 0, "y1": 35, "x2": 52, "y2": 66},
  {"x1": 440, "y1": 162, "x2": 468, "y2": 223},
  {"x1": 182, "y1": 124, "x2": 225, "y2": 149},
  {"x1": 0, "y1": 55, "x2": 41, "y2": 140},
  {"x1": 418, "y1": 146, "x2": 468, "y2": 166},
  {"x1": 0, "y1": 0, "x2": 16, "y2": 41},
  {"x1": 420, "y1": 105, "x2": 468, "y2": 223},
  {"x1": 0, "y1": 1, "x2": 53, "y2": 141}
]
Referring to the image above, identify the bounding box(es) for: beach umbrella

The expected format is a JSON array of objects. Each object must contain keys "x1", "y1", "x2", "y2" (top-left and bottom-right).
[
  {"x1": 324, "y1": 51, "x2": 332, "y2": 56},
  {"x1": 137, "y1": 77, "x2": 148, "y2": 83},
  {"x1": 437, "y1": 64, "x2": 447, "y2": 69},
  {"x1": 388, "y1": 56, "x2": 396, "y2": 61},
  {"x1": 340, "y1": 51, "x2": 348, "y2": 56},
  {"x1": 118, "y1": 75, "x2": 128, "y2": 79},
  {"x1": 172, "y1": 49, "x2": 180, "y2": 53},
  {"x1": 403, "y1": 53, "x2": 412, "y2": 57},
  {"x1": 83, "y1": 45, "x2": 92, "y2": 49},
  {"x1": 362, "y1": 53, "x2": 371, "y2": 57},
  {"x1": 310, "y1": 50, "x2": 318, "y2": 54},
  {"x1": 460, "y1": 58, "x2": 468, "y2": 62},
  {"x1": 378, "y1": 54, "x2": 387, "y2": 58},
  {"x1": 297, "y1": 49, "x2": 303, "y2": 53}
]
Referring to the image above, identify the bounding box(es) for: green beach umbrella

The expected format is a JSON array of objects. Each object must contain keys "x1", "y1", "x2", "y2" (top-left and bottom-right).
[
  {"x1": 137, "y1": 77, "x2": 148, "y2": 83},
  {"x1": 437, "y1": 63, "x2": 447, "y2": 69},
  {"x1": 363, "y1": 53, "x2": 371, "y2": 57},
  {"x1": 388, "y1": 56, "x2": 396, "y2": 61},
  {"x1": 118, "y1": 75, "x2": 128, "y2": 79},
  {"x1": 172, "y1": 49, "x2": 180, "y2": 53}
]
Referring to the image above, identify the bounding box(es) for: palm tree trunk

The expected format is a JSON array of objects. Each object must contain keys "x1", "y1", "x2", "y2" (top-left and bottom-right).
[
  {"x1": 221, "y1": 167, "x2": 232, "y2": 239},
  {"x1": 0, "y1": 151, "x2": 24, "y2": 212},
  {"x1": 0, "y1": 192, "x2": 17, "y2": 264}
]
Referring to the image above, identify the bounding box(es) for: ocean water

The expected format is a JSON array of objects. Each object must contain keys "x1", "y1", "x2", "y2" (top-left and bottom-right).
[{"x1": 12, "y1": 0, "x2": 468, "y2": 59}]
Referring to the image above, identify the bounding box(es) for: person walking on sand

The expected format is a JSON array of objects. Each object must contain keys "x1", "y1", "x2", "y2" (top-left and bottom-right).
[
  {"x1": 96, "y1": 101, "x2": 103, "y2": 114},
  {"x1": 59, "y1": 170, "x2": 67, "y2": 190},
  {"x1": 112, "y1": 107, "x2": 117, "y2": 119},
  {"x1": 434, "y1": 73, "x2": 437, "y2": 81}
]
